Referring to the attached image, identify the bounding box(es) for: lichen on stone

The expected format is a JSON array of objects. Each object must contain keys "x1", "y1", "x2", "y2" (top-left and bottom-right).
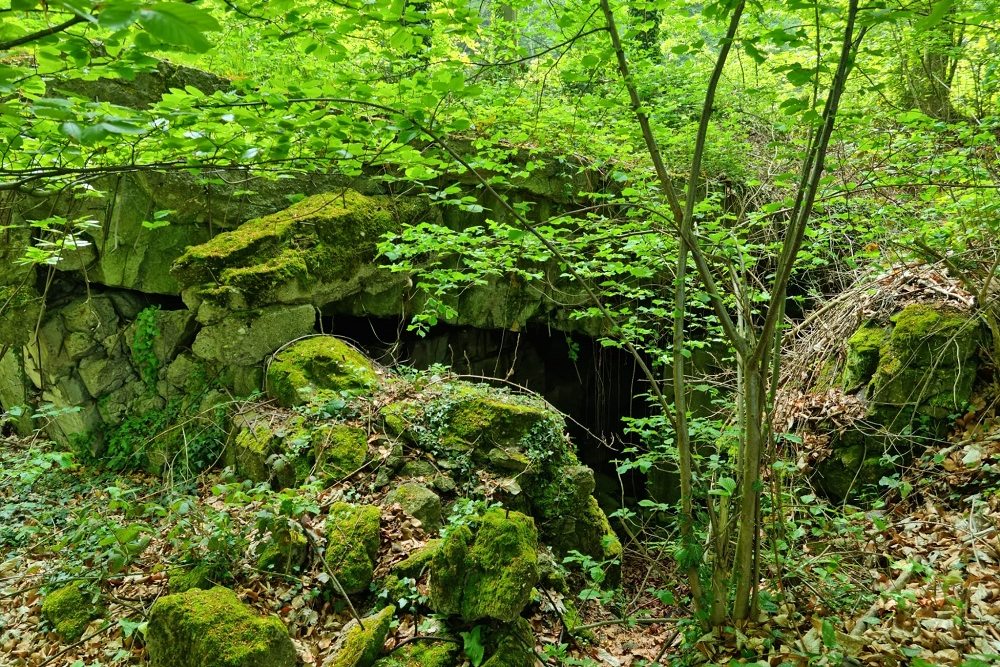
[
  {"x1": 266, "y1": 336, "x2": 380, "y2": 408},
  {"x1": 42, "y1": 582, "x2": 102, "y2": 642},
  {"x1": 326, "y1": 502, "x2": 382, "y2": 594},
  {"x1": 429, "y1": 509, "x2": 539, "y2": 623},
  {"x1": 146, "y1": 586, "x2": 296, "y2": 667},
  {"x1": 327, "y1": 605, "x2": 395, "y2": 667}
]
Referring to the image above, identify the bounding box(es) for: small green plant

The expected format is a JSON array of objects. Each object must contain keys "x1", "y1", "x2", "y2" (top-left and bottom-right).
[
  {"x1": 459, "y1": 625, "x2": 485, "y2": 667},
  {"x1": 132, "y1": 306, "x2": 161, "y2": 390},
  {"x1": 440, "y1": 498, "x2": 501, "y2": 538},
  {"x1": 563, "y1": 549, "x2": 615, "y2": 605}
]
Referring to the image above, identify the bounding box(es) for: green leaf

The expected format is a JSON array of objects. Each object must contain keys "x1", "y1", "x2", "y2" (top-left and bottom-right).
[
  {"x1": 915, "y1": 0, "x2": 955, "y2": 31},
  {"x1": 460, "y1": 626, "x2": 485, "y2": 667},
  {"x1": 710, "y1": 477, "x2": 737, "y2": 497},
  {"x1": 99, "y1": 2, "x2": 141, "y2": 30},
  {"x1": 60, "y1": 122, "x2": 83, "y2": 142},
  {"x1": 139, "y1": 3, "x2": 220, "y2": 52},
  {"x1": 821, "y1": 618, "x2": 837, "y2": 648}
]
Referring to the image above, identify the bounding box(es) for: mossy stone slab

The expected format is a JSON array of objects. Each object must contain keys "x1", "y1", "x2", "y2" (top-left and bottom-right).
[{"x1": 146, "y1": 586, "x2": 296, "y2": 667}]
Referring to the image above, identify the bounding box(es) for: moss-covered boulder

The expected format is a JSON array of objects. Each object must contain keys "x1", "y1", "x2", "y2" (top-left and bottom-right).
[
  {"x1": 429, "y1": 509, "x2": 539, "y2": 623},
  {"x1": 169, "y1": 563, "x2": 218, "y2": 594},
  {"x1": 42, "y1": 583, "x2": 102, "y2": 642},
  {"x1": 227, "y1": 416, "x2": 280, "y2": 484},
  {"x1": 870, "y1": 304, "x2": 981, "y2": 416},
  {"x1": 172, "y1": 191, "x2": 428, "y2": 311},
  {"x1": 816, "y1": 303, "x2": 984, "y2": 499},
  {"x1": 438, "y1": 390, "x2": 559, "y2": 455},
  {"x1": 372, "y1": 638, "x2": 458, "y2": 667},
  {"x1": 385, "y1": 483, "x2": 442, "y2": 532},
  {"x1": 326, "y1": 605, "x2": 395, "y2": 667},
  {"x1": 258, "y1": 527, "x2": 308, "y2": 575},
  {"x1": 315, "y1": 424, "x2": 369, "y2": 481},
  {"x1": 842, "y1": 324, "x2": 887, "y2": 392},
  {"x1": 266, "y1": 337, "x2": 380, "y2": 407},
  {"x1": 327, "y1": 503, "x2": 382, "y2": 594},
  {"x1": 380, "y1": 401, "x2": 422, "y2": 444},
  {"x1": 481, "y1": 618, "x2": 536, "y2": 667},
  {"x1": 146, "y1": 586, "x2": 296, "y2": 667},
  {"x1": 529, "y1": 464, "x2": 622, "y2": 579},
  {"x1": 225, "y1": 411, "x2": 316, "y2": 488}
]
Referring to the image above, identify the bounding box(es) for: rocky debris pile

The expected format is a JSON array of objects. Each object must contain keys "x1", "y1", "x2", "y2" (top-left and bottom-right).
[{"x1": 116, "y1": 334, "x2": 620, "y2": 666}]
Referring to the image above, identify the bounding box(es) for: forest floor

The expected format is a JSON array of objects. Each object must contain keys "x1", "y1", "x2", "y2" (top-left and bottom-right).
[{"x1": 2, "y1": 422, "x2": 1000, "y2": 667}]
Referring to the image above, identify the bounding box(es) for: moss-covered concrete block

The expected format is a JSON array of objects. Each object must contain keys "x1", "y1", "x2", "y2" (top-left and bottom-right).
[
  {"x1": 42, "y1": 583, "x2": 102, "y2": 642},
  {"x1": 372, "y1": 638, "x2": 457, "y2": 667},
  {"x1": 315, "y1": 424, "x2": 368, "y2": 481},
  {"x1": 327, "y1": 605, "x2": 395, "y2": 667},
  {"x1": 385, "y1": 483, "x2": 442, "y2": 532},
  {"x1": 146, "y1": 587, "x2": 296, "y2": 667},
  {"x1": 266, "y1": 337, "x2": 379, "y2": 407},
  {"x1": 326, "y1": 503, "x2": 381, "y2": 594},
  {"x1": 429, "y1": 509, "x2": 539, "y2": 623}
]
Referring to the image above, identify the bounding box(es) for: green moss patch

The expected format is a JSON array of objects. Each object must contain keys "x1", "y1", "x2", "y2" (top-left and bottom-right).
[
  {"x1": 842, "y1": 323, "x2": 887, "y2": 392},
  {"x1": 326, "y1": 503, "x2": 381, "y2": 594},
  {"x1": 42, "y1": 582, "x2": 102, "y2": 642},
  {"x1": 372, "y1": 638, "x2": 457, "y2": 667},
  {"x1": 327, "y1": 605, "x2": 395, "y2": 667},
  {"x1": 146, "y1": 586, "x2": 296, "y2": 667},
  {"x1": 429, "y1": 509, "x2": 539, "y2": 623},
  {"x1": 266, "y1": 337, "x2": 380, "y2": 407},
  {"x1": 169, "y1": 563, "x2": 218, "y2": 594},
  {"x1": 315, "y1": 424, "x2": 369, "y2": 481},
  {"x1": 172, "y1": 191, "x2": 428, "y2": 307}
]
